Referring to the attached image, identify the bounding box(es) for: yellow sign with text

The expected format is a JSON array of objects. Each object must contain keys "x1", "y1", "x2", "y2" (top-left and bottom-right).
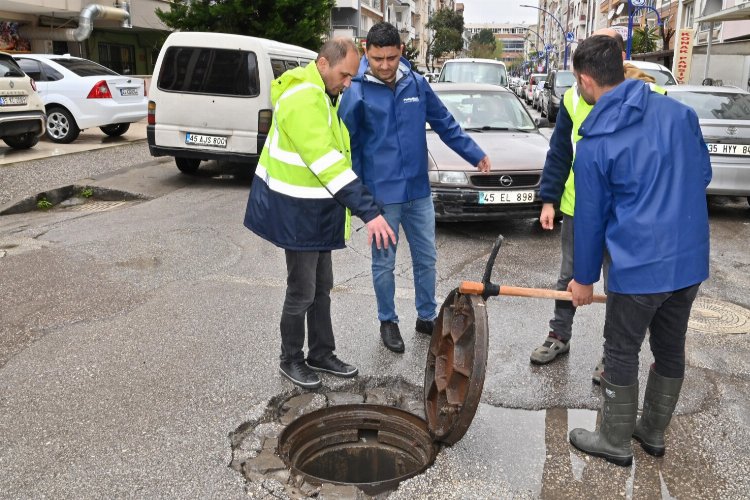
[{"x1": 673, "y1": 28, "x2": 695, "y2": 85}]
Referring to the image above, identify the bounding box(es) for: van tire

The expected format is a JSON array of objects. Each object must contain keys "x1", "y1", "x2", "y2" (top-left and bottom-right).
[
  {"x1": 175, "y1": 157, "x2": 201, "y2": 174},
  {"x1": 100, "y1": 123, "x2": 130, "y2": 137},
  {"x1": 3, "y1": 133, "x2": 40, "y2": 150},
  {"x1": 46, "y1": 106, "x2": 80, "y2": 144}
]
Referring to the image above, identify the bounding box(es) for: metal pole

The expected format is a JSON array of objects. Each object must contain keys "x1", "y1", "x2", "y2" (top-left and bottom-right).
[
  {"x1": 704, "y1": 22, "x2": 713, "y2": 81},
  {"x1": 627, "y1": 0, "x2": 634, "y2": 59}
]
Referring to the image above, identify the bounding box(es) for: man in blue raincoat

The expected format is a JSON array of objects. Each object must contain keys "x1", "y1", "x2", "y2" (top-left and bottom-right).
[
  {"x1": 339, "y1": 22, "x2": 491, "y2": 353},
  {"x1": 566, "y1": 35, "x2": 711, "y2": 467}
]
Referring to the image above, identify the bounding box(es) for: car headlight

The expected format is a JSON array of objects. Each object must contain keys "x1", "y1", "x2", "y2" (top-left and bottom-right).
[{"x1": 429, "y1": 171, "x2": 469, "y2": 184}]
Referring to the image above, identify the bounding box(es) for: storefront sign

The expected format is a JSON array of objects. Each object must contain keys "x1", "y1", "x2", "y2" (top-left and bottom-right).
[{"x1": 673, "y1": 28, "x2": 695, "y2": 85}]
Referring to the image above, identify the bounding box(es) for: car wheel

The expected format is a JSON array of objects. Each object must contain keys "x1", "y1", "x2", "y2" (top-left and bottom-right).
[
  {"x1": 46, "y1": 107, "x2": 80, "y2": 144},
  {"x1": 3, "y1": 132, "x2": 40, "y2": 150},
  {"x1": 99, "y1": 123, "x2": 130, "y2": 137},
  {"x1": 175, "y1": 157, "x2": 201, "y2": 174}
]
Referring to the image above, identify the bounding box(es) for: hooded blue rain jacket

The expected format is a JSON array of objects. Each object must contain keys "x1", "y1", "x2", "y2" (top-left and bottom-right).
[
  {"x1": 338, "y1": 56, "x2": 485, "y2": 205},
  {"x1": 573, "y1": 79, "x2": 711, "y2": 294}
]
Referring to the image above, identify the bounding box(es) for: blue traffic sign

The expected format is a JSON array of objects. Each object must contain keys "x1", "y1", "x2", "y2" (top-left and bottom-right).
[
  {"x1": 538, "y1": 51, "x2": 545, "y2": 58},
  {"x1": 565, "y1": 32, "x2": 575, "y2": 43}
]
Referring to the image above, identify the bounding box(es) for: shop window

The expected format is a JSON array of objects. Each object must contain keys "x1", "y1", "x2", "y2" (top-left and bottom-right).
[{"x1": 98, "y1": 42, "x2": 136, "y2": 75}]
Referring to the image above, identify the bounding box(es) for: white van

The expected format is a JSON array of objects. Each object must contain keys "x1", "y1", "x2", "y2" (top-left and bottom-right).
[
  {"x1": 147, "y1": 32, "x2": 317, "y2": 174},
  {"x1": 438, "y1": 58, "x2": 508, "y2": 87}
]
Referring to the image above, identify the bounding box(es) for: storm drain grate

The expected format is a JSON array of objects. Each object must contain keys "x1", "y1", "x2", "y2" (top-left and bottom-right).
[
  {"x1": 689, "y1": 297, "x2": 750, "y2": 334},
  {"x1": 63, "y1": 201, "x2": 131, "y2": 212}
]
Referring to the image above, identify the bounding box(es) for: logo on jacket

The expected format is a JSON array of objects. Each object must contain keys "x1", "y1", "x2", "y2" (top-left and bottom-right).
[{"x1": 403, "y1": 96, "x2": 420, "y2": 104}]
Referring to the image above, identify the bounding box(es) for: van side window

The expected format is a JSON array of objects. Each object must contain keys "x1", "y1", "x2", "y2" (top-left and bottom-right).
[
  {"x1": 157, "y1": 47, "x2": 260, "y2": 97},
  {"x1": 271, "y1": 59, "x2": 286, "y2": 78}
]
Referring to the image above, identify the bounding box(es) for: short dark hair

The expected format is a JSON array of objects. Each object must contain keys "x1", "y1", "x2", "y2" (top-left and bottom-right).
[
  {"x1": 573, "y1": 35, "x2": 625, "y2": 87},
  {"x1": 318, "y1": 37, "x2": 357, "y2": 66},
  {"x1": 366, "y1": 22, "x2": 401, "y2": 48}
]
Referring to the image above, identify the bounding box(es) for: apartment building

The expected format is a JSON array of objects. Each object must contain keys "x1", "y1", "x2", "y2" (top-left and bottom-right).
[
  {"x1": 0, "y1": 0, "x2": 169, "y2": 75},
  {"x1": 465, "y1": 23, "x2": 528, "y2": 66}
]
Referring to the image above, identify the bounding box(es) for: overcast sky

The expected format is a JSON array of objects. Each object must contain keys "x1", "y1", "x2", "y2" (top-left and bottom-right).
[{"x1": 460, "y1": 0, "x2": 539, "y2": 25}]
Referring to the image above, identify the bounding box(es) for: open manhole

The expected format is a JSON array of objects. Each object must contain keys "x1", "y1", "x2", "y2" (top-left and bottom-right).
[
  {"x1": 232, "y1": 289, "x2": 488, "y2": 497},
  {"x1": 689, "y1": 297, "x2": 750, "y2": 334}
]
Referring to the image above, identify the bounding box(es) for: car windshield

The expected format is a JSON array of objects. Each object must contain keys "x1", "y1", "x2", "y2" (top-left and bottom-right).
[
  {"x1": 432, "y1": 90, "x2": 536, "y2": 130},
  {"x1": 50, "y1": 58, "x2": 119, "y2": 77},
  {"x1": 0, "y1": 55, "x2": 25, "y2": 78},
  {"x1": 556, "y1": 71, "x2": 575, "y2": 88},
  {"x1": 440, "y1": 62, "x2": 508, "y2": 86},
  {"x1": 669, "y1": 90, "x2": 750, "y2": 120},
  {"x1": 640, "y1": 68, "x2": 676, "y2": 86}
]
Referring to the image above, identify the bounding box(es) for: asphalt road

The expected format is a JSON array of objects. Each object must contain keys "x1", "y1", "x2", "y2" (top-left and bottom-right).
[{"x1": 0, "y1": 136, "x2": 749, "y2": 499}]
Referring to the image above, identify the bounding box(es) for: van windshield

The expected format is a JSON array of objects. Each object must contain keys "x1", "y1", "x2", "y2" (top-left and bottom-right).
[
  {"x1": 439, "y1": 61, "x2": 508, "y2": 87},
  {"x1": 157, "y1": 47, "x2": 260, "y2": 96}
]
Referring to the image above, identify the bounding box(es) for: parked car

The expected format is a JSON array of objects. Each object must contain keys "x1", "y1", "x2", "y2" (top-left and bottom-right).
[
  {"x1": 438, "y1": 58, "x2": 508, "y2": 87},
  {"x1": 525, "y1": 73, "x2": 546, "y2": 104},
  {"x1": 13, "y1": 54, "x2": 147, "y2": 144},
  {"x1": 428, "y1": 83, "x2": 549, "y2": 220},
  {"x1": 532, "y1": 79, "x2": 546, "y2": 110},
  {"x1": 625, "y1": 60, "x2": 677, "y2": 87},
  {"x1": 147, "y1": 32, "x2": 316, "y2": 174},
  {"x1": 0, "y1": 51, "x2": 46, "y2": 149},
  {"x1": 541, "y1": 69, "x2": 575, "y2": 122},
  {"x1": 667, "y1": 85, "x2": 750, "y2": 205}
]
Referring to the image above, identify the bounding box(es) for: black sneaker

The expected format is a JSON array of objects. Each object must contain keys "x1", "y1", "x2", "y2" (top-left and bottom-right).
[
  {"x1": 415, "y1": 318, "x2": 435, "y2": 336},
  {"x1": 307, "y1": 354, "x2": 358, "y2": 378},
  {"x1": 279, "y1": 360, "x2": 321, "y2": 389},
  {"x1": 380, "y1": 321, "x2": 405, "y2": 353}
]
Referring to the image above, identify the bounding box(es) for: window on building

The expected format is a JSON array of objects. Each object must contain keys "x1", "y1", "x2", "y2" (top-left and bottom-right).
[{"x1": 98, "y1": 42, "x2": 136, "y2": 75}]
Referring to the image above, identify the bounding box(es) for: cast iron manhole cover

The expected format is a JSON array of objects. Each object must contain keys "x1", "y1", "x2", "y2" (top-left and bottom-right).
[{"x1": 689, "y1": 297, "x2": 750, "y2": 334}]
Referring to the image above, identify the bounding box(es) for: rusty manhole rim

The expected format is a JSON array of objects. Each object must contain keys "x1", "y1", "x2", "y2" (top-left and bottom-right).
[{"x1": 278, "y1": 403, "x2": 437, "y2": 496}]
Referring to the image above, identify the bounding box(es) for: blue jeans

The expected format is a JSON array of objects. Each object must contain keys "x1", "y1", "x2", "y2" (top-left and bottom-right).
[
  {"x1": 603, "y1": 284, "x2": 701, "y2": 386},
  {"x1": 371, "y1": 196, "x2": 437, "y2": 324}
]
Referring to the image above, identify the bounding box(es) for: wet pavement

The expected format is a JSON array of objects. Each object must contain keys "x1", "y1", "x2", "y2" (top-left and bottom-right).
[{"x1": 0, "y1": 140, "x2": 749, "y2": 498}]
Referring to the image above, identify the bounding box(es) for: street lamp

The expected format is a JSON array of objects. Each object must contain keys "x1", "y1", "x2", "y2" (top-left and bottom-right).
[
  {"x1": 625, "y1": 0, "x2": 663, "y2": 59},
  {"x1": 521, "y1": 4, "x2": 574, "y2": 70},
  {"x1": 525, "y1": 27, "x2": 548, "y2": 73}
]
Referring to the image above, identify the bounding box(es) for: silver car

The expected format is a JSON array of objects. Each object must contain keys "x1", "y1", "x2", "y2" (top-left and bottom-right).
[
  {"x1": 428, "y1": 83, "x2": 549, "y2": 221},
  {"x1": 667, "y1": 85, "x2": 750, "y2": 205}
]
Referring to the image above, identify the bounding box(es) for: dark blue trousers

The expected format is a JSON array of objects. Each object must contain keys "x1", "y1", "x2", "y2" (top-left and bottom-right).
[{"x1": 603, "y1": 284, "x2": 701, "y2": 386}]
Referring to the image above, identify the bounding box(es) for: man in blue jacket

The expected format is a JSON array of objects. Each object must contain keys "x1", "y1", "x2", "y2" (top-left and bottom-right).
[
  {"x1": 566, "y1": 36, "x2": 711, "y2": 466},
  {"x1": 339, "y1": 22, "x2": 490, "y2": 353}
]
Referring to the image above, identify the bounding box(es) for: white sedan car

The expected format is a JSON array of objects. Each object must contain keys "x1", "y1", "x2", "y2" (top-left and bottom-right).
[{"x1": 13, "y1": 54, "x2": 147, "y2": 143}]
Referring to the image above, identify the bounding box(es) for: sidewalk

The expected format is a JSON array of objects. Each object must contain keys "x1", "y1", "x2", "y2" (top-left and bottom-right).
[{"x1": 0, "y1": 119, "x2": 147, "y2": 166}]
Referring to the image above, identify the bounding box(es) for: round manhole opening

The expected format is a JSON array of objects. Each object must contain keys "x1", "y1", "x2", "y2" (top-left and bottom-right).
[
  {"x1": 689, "y1": 297, "x2": 750, "y2": 334},
  {"x1": 278, "y1": 403, "x2": 437, "y2": 496}
]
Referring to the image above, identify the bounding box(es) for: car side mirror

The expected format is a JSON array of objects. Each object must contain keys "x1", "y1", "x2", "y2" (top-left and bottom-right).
[{"x1": 535, "y1": 117, "x2": 550, "y2": 128}]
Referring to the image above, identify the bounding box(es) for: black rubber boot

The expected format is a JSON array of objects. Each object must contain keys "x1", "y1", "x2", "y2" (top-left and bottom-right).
[
  {"x1": 569, "y1": 377, "x2": 638, "y2": 466},
  {"x1": 633, "y1": 369, "x2": 683, "y2": 457}
]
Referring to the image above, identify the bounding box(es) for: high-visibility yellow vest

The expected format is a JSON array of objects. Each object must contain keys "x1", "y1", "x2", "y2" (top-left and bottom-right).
[{"x1": 258, "y1": 62, "x2": 356, "y2": 238}]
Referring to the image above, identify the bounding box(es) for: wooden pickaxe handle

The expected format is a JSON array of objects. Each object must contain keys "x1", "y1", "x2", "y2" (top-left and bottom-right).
[{"x1": 459, "y1": 281, "x2": 607, "y2": 304}]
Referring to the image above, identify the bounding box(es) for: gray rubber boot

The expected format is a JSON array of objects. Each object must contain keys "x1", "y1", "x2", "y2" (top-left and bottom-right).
[
  {"x1": 633, "y1": 369, "x2": 683, "y2": 457},
  {"x1": 569, "y1": 377, "x2": 638, "y2": 466}
]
